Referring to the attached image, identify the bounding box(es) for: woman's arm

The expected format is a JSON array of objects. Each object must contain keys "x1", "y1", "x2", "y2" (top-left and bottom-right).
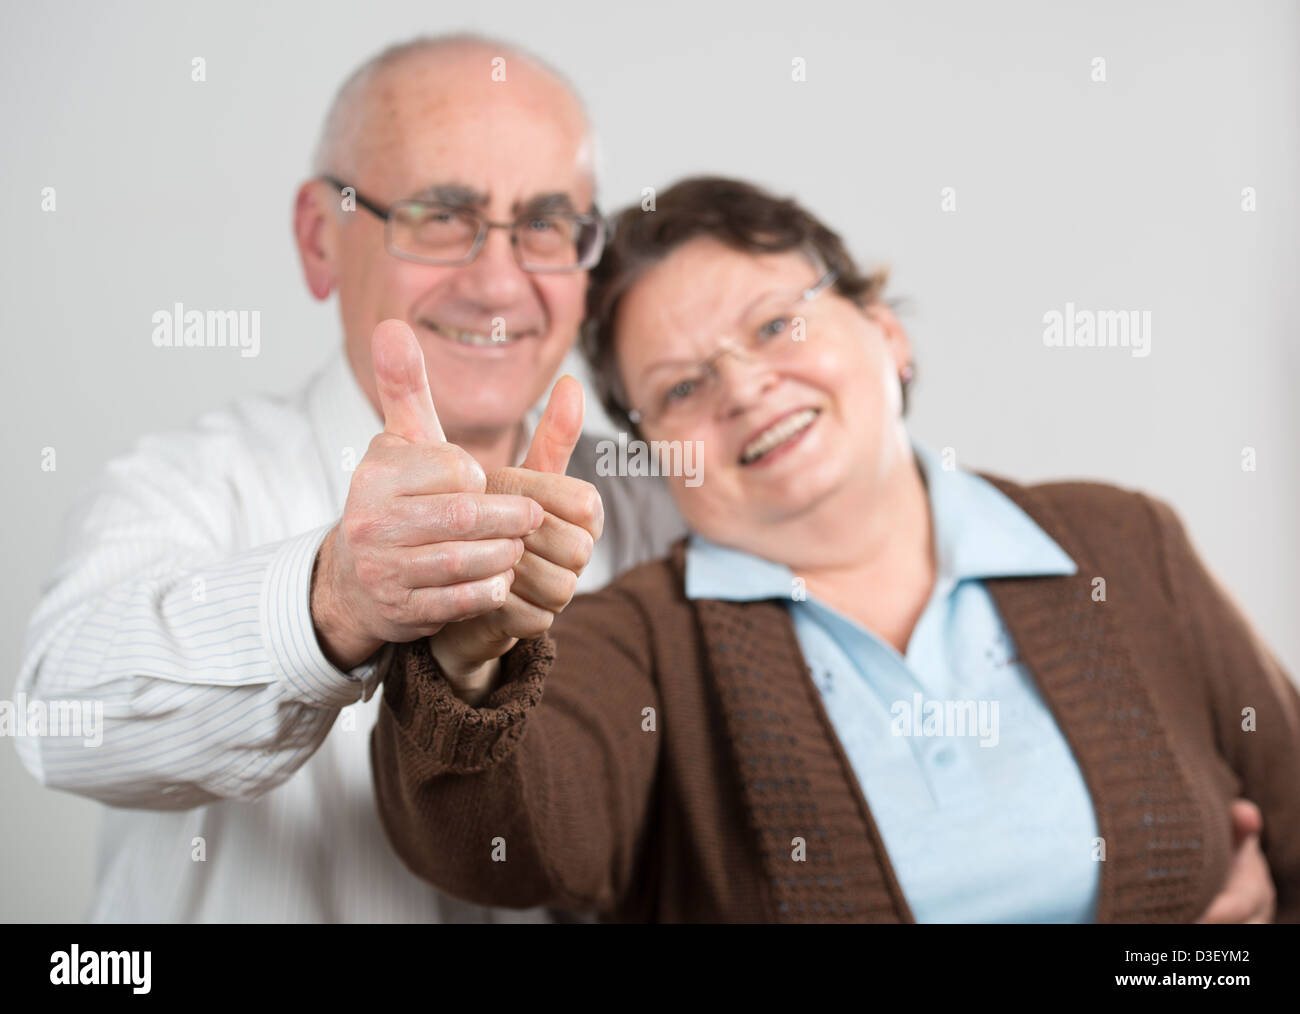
[
  {"x1": 1148, "y1": 496, "x2": 1300, "y2": 921},
  {"x1": 370, "y1": 582, "x2": 663, "y2": 915}
]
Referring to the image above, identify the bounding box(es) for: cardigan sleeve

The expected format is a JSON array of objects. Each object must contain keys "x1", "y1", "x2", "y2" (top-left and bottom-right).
[
  {"x1": 370, "y1": 582, "x2": 663, "y2": 916},
  {"x1": 1147, "y1": 496, "x2": 1300, "y2": 921}
]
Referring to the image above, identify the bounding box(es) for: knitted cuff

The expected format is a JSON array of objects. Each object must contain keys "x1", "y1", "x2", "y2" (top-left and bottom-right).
[{"x1": 382, "y1": 635, "x2": 554, "y2": 774}]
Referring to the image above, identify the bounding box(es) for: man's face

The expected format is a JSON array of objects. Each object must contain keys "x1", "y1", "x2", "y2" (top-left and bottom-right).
[{"x1": 322, "y1": 56, "x2": 594, "y2": 442}]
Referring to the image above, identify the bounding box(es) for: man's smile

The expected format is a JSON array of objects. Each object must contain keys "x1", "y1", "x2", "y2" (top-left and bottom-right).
[{"x1": 418, "y1": 318, "x2": 540, "y2": 349}]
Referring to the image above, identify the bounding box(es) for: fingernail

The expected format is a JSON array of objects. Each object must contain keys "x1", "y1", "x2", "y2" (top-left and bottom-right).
[{"x1": 529, "y1": 500, "x2": 544, "y2": 531}]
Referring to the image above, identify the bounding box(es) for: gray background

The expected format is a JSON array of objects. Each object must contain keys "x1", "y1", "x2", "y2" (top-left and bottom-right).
[{"x1": 2, "y1": 0, "x2": 1296, "y2": 920}]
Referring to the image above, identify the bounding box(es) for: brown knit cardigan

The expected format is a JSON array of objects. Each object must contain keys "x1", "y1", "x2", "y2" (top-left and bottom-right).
[{"x1": 370, "y1": 475, "x2": 1300, "y2": 923}]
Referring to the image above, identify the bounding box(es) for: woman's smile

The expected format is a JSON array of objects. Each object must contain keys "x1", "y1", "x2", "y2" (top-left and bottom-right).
[{"x1": 737, "y1": 406, "x2": 822, "y2": 468}]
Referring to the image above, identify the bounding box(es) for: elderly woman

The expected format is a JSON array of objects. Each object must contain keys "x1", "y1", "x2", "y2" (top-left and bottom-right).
[{"x1": 370, "y1": 177, "x2": 1299, "y2": 923}]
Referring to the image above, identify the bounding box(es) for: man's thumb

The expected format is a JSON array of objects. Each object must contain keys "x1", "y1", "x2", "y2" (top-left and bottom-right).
[
  {"x1": 372, "y1": 319, "x2": 445, "y2": 443},
  {"x1": 522, "y1": 375, "x2": 584, "y2": 475}
]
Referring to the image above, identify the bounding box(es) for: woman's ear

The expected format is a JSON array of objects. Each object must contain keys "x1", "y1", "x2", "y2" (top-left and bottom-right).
[
  {"x1": 293, "y1": 181, "x2": 340, "y2": 301},
  {"x1": 863, "y1": 302, "x2": 913, "y2": 372}
]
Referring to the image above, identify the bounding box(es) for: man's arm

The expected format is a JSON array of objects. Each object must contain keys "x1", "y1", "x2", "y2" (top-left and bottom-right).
[
  {"x1": 14, "y1": 321, "x2": 539, "y2": 809},
  {"x1": 15, "y1": 432, "x2": 378, "y2": 809}
]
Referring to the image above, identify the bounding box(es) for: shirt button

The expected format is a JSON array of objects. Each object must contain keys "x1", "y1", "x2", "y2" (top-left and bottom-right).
[{"x1": 932, "y1": 746, "x2": 956, "y2": 767}]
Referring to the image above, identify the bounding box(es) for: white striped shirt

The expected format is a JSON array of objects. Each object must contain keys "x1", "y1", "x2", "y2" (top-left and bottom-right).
[{"x1": 14, "y1": 348, "x2": 685, "y2": 922}]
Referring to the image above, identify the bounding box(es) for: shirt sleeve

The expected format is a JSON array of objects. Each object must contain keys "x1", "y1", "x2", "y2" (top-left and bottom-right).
[
  {"x1": 371, "y1": 583, "x2": 662, "y2": 916},
  {"x1": 1147, "y1": 495, "x2": 1300, "y2": 921},
  {"x1": 13, "y1": 429, "x2": 385, "y2": 810}
]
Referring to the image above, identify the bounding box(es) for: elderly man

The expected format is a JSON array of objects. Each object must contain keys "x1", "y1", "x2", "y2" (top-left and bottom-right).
[
  {"x1": 14, "y1": 34, "x2": 681, "y2": 922},
  {"x1": 14, "y1": 32, "x2": 1275, "y2": 924}
]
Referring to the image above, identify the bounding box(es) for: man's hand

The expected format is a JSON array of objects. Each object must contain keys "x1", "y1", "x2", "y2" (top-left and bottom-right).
[
  {"x1": 430, "y1": 375, "x2": 603, "y2": 703},
  {"x1": 1196, "y1": 799, "x2": 1276, "y2": 923},
  {"x1": 310, "y1": 320, "x2": 543, "y2": 670}
]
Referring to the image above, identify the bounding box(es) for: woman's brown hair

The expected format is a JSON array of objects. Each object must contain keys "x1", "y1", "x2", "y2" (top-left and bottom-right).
[{"x1": 581, "y1": 175, "x2": 903, "y2": 431}]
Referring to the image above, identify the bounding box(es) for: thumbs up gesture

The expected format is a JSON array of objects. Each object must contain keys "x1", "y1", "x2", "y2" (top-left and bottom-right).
[
  {"x1": 310, "y1": 320, "x2": 544, "y2": 670},
  {"x1": 428, "y1": 374, "x2": 604, "y2": 702}
]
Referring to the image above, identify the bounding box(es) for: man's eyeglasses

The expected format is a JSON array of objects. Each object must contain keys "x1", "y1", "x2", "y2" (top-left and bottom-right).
[
  {"x1": 319, "y1": 176, "x2": 605, "y2": 273},
  {"x1": 622, "y1": 266, "x2": 841, "y2": 428}
]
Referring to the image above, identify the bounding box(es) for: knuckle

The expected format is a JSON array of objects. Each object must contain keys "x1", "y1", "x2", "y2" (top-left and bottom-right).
[
  {"x1": 568, "y1": 529, "x2": 595, "y2": 572},
  {"x1": 501, "y1": 538, "x2": 526, "y2": 567},
  {"x1": 447, "y1": 580, "x2": 486, "y2": 620},
  {"x1": 442, "y1": 494, "x2": 480, "y2": 537},
  {"x1": 433, "y1": 542, "x2": 465, "y2": 578},
  {"x1": 430, "y1": 582, "x2": 467, "y2": 622},
  {"x1": 436, "y1": 445, "x2": 486, "y2": 492},
  {"x1": 484, "y1": 542, "x2": 513, "y2": 574},
  {"x1": 345, "y1": 508, "x2": 386, "y2": 547},
  {"x1": 352, "y1": 552, "x2": 384, "y2": 588},
  {"x1": 374, "y1": 585, "x2": 407, "y2": 618},
  {"x1": 367, "y1": 432, "x2": 405, "y2": 456},
  {"x1": 577, "y1": 483, "x2": 602, "y2": 528},
  {"x1": 356, "y1": 451, "x2": 398, "y2": 488},
  {"x1": 396, "y1": 548, "x2": 422, "y2": 582},
  {"x1": 340, "y1": 511, "x2": 366, "y2": 545},
  {"x1": 416, "y1": 591, "x2": 451, "y2": 626},
  {"x1": 520, "y1": 612, "x2": 554, "y2": 639}
]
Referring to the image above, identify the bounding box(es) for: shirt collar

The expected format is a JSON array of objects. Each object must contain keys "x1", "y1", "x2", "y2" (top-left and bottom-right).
[
  {"x1": 307, "y1": 346, "x2": 542, "y2": 512},
  {"x1": 684, "y1": 440, "x2": 1076, "y2": 602},
  {"x1": 912, "y1": 441, "x2": 1076, "y2": 582}
]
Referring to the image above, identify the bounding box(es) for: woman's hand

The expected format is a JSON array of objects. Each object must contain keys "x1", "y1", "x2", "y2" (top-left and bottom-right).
[
  {"x1": 1195, "y1": 799, "x2": 1276, "y2": 923},
  {"x1": 430, "y1": 377, "x2": 603, "y2": 704}
]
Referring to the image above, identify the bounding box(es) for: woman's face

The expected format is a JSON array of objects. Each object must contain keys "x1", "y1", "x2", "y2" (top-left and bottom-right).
[{"x1": 613, "y1": 237, "x2": 913, "y2": 551}]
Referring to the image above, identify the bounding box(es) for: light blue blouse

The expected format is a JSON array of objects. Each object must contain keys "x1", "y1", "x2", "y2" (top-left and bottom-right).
[{"x1": 684, "y1": 443, "x2": 1101, "y2": 922}]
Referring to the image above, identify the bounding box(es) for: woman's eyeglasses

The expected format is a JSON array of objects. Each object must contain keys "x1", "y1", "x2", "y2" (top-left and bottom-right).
[{"x1": 623, "y1": 266, "x2": 840, "y2": 428}]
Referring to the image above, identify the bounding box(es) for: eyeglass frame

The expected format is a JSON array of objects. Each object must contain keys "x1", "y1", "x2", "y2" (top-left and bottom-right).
[
  {"x1": 318, "y1": 175, "x2": 606, "y2": 273},
  {"x1": 620, "y1": 264, "x2": 842, "y2": 427}
]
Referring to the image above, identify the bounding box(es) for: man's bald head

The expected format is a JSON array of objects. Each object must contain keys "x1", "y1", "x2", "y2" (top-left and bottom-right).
[{"x1": 312, "y1": 34, "x2": 599, "y2": 189}]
